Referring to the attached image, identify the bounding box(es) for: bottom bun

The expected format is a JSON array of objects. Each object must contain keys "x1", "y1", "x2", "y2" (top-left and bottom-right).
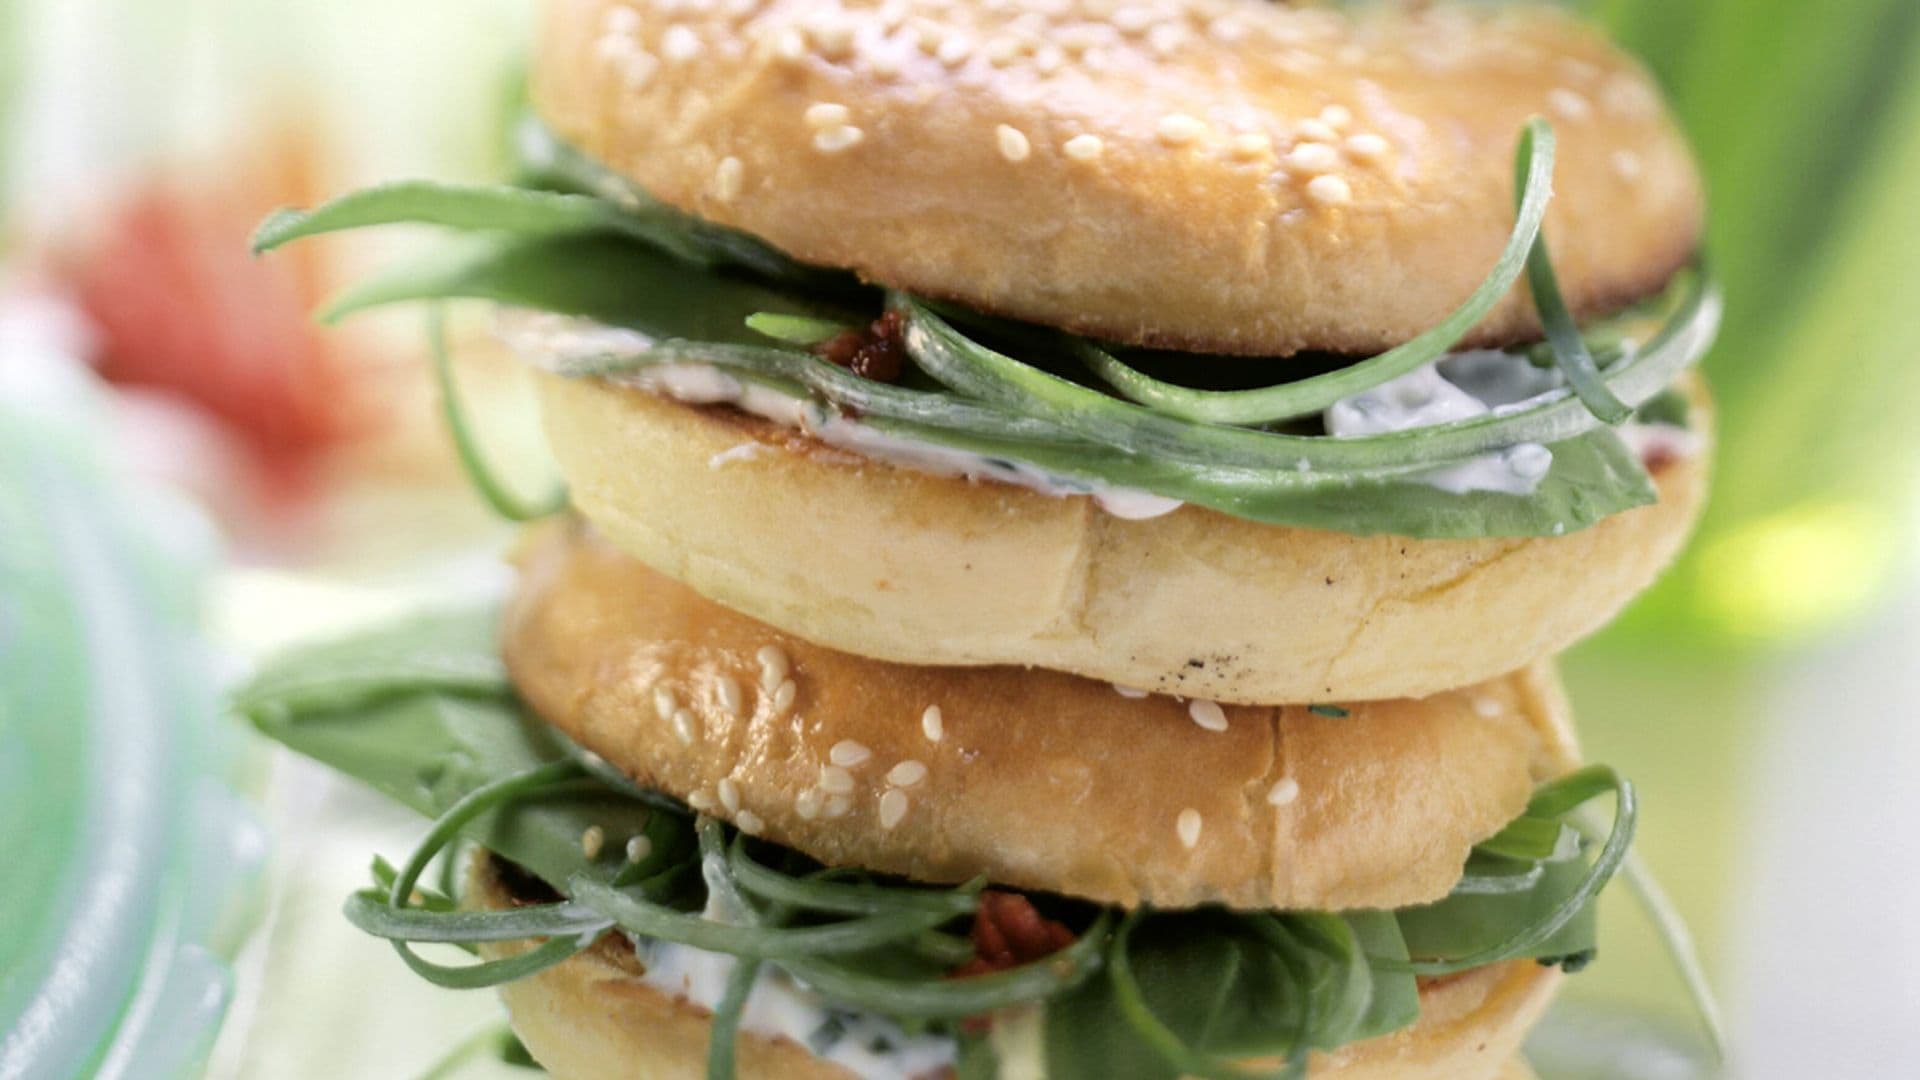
[{"x1": 472, "y1": 859, "x2": 1557, "y2": 1080}]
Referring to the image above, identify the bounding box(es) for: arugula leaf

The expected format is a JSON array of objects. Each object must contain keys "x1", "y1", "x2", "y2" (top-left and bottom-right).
[
  {"x1": 252, "y1": 182, "x2": 658, "y2": 256},
  {"x1": 237, "y1": 610, "x2": 649, "y2": 890},
  {"x1": 319, "y1": 231, "x2": 860, "y2": 340},
  {"x1": 1043, "y1": 918, "x2": 1244, "y2": 1080},
  {"x1": 232, "y1": 608, "x2": 508, "y2": 718},
  {"x1": 1397, "y1": 854, "x2": 1599, "y2": 970},
  {"x1": 1343, "y1": 912, "x2": 1420, "y2": 1039}
]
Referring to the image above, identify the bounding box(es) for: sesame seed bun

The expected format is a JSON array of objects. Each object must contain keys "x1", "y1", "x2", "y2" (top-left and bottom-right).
[
  {"x1": 504, "y1": 520, "x2": 1584, "y2": 912},
  {"x1": 535, "y1": 372, "x2": 1710, "y2": 707},
  {"x1": 470, "y1": 857, "x2": 1557, "y2": 1080},
  {"x1": 532, "y1": 0, "x2": 1702, "y2": 357}
]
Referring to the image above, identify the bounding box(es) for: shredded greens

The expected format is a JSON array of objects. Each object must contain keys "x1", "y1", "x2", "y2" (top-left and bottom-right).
[
  {"x1": 252, "y1": 118, "x2": 1719, "y2": 540},
  {"x1": 236, "y1": 608, "x2": 1681, "y2": 1080}
]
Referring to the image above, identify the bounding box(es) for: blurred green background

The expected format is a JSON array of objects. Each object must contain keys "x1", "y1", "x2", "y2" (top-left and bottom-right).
[
  {"x1": 4, "y1": 1, "x2": 1919, "y2": 1077},
  {"x1": 1563, "y1": 0, "x2": 1920, "y2": 1029}
]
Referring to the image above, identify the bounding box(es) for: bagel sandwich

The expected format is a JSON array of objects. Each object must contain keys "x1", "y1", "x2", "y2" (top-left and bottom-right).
[
  {"x1": 255, "y1": 0, "x2": 1719, "y2": 704},
  {"x1": 240, "y1": 525, "x2": 1632, "y2": 1080},
  {"x1": 243, "y1": 1, "x2": 1722, "y2": 1075}
]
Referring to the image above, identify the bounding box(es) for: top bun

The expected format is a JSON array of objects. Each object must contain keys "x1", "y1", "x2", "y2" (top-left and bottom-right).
[{"x1": 533, "y1": 0, "x2": 1703, "y2": 357}]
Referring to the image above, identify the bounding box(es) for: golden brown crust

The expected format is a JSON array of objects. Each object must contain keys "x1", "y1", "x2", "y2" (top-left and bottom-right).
[
  {"x1": 537, "y1": 372, "x2": 1711, "y2": 706},
  {"x1": 472, "y1": 858, "x2": 1555, "y2": 1080},
  {"x1": 533, "y1": 0, "x2": 1703, "y2": 357},
  {"x1": 504, "y1": 522, "x2": 1582, "y2": 912}
]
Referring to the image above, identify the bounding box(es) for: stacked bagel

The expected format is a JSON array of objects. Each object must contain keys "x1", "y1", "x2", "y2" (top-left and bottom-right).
[{"x1": 247, "y1": 2, "x2": 1715, "y2": 1077}]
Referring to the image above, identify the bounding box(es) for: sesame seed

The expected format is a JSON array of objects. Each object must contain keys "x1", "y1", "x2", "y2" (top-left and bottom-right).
[
  {"x1": 1286, "y1": 142, "x2": 1340, "y2": 174},
  {"x1": 1177, "y1": 808, "x2": 1203, "y2": 849},
  {"x1": 878, "y1": 789, "x2": 910, "y2": 829},
  {"x1": 716, "y1": 674, "x2": 744, "y2": 719},
  {"x1": 756, "y1": 645, "x2": 790, "y2": 692},
  {"x1": 984, "y1": 35, "x2": 1024, "y2": 66},
  {"x1": 672, "y1": 709, "x2": 697, "y2": 745},
  {"x1": 653, "y1": 686, "x2": 678, "y2": 721},
  {"x1": 996, "y1": 124, "x2": 1032, "y2": 163},
  {"x1": 888, "y1": 760, "x2": 929, "y2": 787},
  {"x1": 1157, "y1": 113, "x2": 1207, "y2": 146},
  {"x1": 713, "y1": 156, "x2": 743, "y2": 202},
  {"x1": 1113, "y1": 7, "x2": 1154, "y2": 34},
  {"x1": 921, "y1": 705, "x2": 945, "y2": 743},
  {"x1": 1146, "y1": 23, "x2": 1188, "y2": 57},
  {"x1": 795, "y1": 788, "x2": 823, "y2": 821},
  {"x1": 1267, "y1": 778, "x2": 1301, "y2": 807},
  {"x1": 1112, "y1": 683, "x2": 1149, "y2": 699},
  {"x1": 626, "y1": 835, "x2": 653, "y2": 863},
  {"x1": 1032, "y1": 44, "x2": 1064, "y2": 75},
  {"x1": 866, "y1": 48, "x2": 902, "y2": 78},
  {"x1": 773, "y1": 27, "x2": 807, "y2": 62},
  {"x1": 1603, "y1": 75, "x2": 1659, "y2": 117},
  {"x1": 661, "y1": 25, "x2": 701, "y2": 63},
  {"x1": 688, "y1": 790, "x2": 715, "y2": 812},
  {"x1": 1611, "y1": 150, "x2": 1644, "y2": 180},
  {"x1": 736, "y1": 809, "x2": 765, "y2": 835},
  {"x1": 1063, "y1": 134, "x2": 1105, "y2": 161},
  {"x1": 1296, "y1": 118, "x2": 1339, "y2": 143},
  {"x1": 1188, "y1": 700, "x2": 1229, "y2": 732},
  {"x1": 1306, "y1": 175, "x2": 1353, "y2": 206},
  {"x1": 804, "y1": 102, "x2": 851, "y2": 128},
  {"x1": 830, "y1": 740, "x2": 872, "y2": 767},
  {"x1": 1058, "y1": 25, "x2": 1101, "y2": 54},
  {"x1": 615, "y1": 52, "x2": 658, "y2": 90},
  {"x1": 1209, "y1": 15, "x2": 1247, "y2": 43},
  {"x1": 1472, "y1": 696, "x2": 1503, "y2": 718},
  {"x1": 772, "y1": 678, "x2": 797, "y2": 713},
  {"x1": 936, "y1": 36, "x2": 972, "y2": 67},
  {"x1": 812, "y1": 23, "x2": 854, "y2": 60},
  {"x1": 825, "y1": 795, "x2": 853, "y2": 819},
  {"x1": 1345, "y1": 134, "x2": 1390, "y2": 162},
  {"x1": 718, "y1": 777, "x2": 742, "y2": 814},
  {"x1": 1320, "y1": 105, "x2": 1354, "y2": 129},
  {"x1": 604, "y1": 7, "x2": 639, "y2": 35},
  {"x1": 1549, "y1": 88, "x2": 1593, "y2": 122},
  {"x1": 819, "y1": 765, "x2": 856, "y2": 795},
  {"x1": 580, "y1": 825, "x2": 606, "y2": 859},
  {"x1": 1229, "y1": 132, "x2": 1273, "y2": 159}
]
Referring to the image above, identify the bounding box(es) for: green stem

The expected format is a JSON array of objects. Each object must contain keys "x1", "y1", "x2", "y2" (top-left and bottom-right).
[
  {"x1": 1074, "y1": 119, "x2": 1558, "y2": 424},
  {"x1": 427, "y1": 305, "x2": 569, "y2": 522}
]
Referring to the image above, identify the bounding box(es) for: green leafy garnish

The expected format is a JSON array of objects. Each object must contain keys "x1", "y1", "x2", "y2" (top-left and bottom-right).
[
  {"x1": 237, "y1": 609, "x2": 1669, "y2": 1079},
  {"x1": 1392, "y1": 766, "x2": 1635, "y2": 975},
  {"x1": 376, "y1": 760, "x2": 604, "y2": 989},
  {"x1": 253, "y1": 119, "x2": 1718, "y2": 541}
]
